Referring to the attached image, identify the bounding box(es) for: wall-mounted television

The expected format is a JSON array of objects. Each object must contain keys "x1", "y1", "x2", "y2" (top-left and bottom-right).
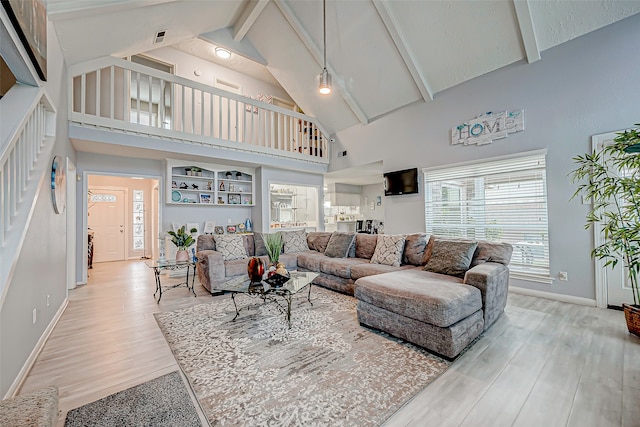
[{"x1": 384, "y1": 168, "x2": 419, "y2": 196}]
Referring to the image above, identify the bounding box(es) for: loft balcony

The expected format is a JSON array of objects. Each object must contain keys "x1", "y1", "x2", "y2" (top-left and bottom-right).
[{"x1": 68, "y1": 57, "x2": 330, "y2": 165}]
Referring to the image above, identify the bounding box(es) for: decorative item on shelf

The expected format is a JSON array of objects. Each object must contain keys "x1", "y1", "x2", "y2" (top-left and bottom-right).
[
  {"x1": 236, "y1": 171, "x2": 242, "y2": 179},
  {"x1": 244, "y1": 218, "x2": 252, "y2": 232},
  {"x1": 167, "y1": 225, "x2": 197, "y2": 262},
  {"x1": 207, "y1": 181, "x2": 213, "y2": 190},
  {"x1": 199, "y1": 193, "x2": 211, "y2": 204},
  {"x1": 227, "y1": 225, "x2": 237, "y2": 234},
  {"x1": 219, "y1": 181, "x2": 225, "y2": 191},
  {"x1": 214, "y1": 226, "x2": 224, "y2": 234},
  {"x1": 217, "y1": 196, "x2": 224, "y2": 204},
  {"x1": 228, "y1": 194, "x2": 241, "y2": 204},
  {"x1": 247, "y1": 257, "x2": 265, "y2": 283},
  {"x1": 225, "y1": 171, "x2": 232, "y2": 179},
  {"x1": 171, "y1": 190, "x2": 182, "y2": 203},
  {"x1": 180, "y1": 182, "x2": 188, "y2": 189},
  {"x1": 570, "y1": 123, "x2": 640, "y2": 337},
  {"x1": 191, "y1": 167, "x2": 202, "y2": 177},
  {"x1": 185, "y1": 168, "x2": 192, "y2": 176},
  {"x1": 244, "y1": 197, "x2": 251, "y2": 205},
  {"x1": 172, "y1": 181, "x2": 177, "y2": 188},
  {"x1": 238, "y1": 223, "x2": 246, "y2": 233},
  {"x1": 229, "y1": 184, "x2": 235, "y2": 192},
  {"x1": 191, "y1": 184, "x2": 199, "y2": 189}
]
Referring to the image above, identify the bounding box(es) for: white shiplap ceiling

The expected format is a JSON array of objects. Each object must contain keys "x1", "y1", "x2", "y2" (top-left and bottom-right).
[{"x1": 47, "y1": 0, "x2": 640, "y2": 135}]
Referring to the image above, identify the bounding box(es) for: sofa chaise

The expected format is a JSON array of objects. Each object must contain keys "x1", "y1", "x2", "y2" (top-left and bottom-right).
[{"x1": 196, "y1": 230, "x2": 512, "y2": 358}]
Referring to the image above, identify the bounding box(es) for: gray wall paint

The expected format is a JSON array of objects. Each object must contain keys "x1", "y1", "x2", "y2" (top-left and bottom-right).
[
  {"x1": 332, "y1": 14, "x2": 640, "y2": 300},
  {"x1": 360, "y1": 183, "x2": 384, "y2": 222},
  {"x1": 0, "y1": 17, "x2": 75, "y2": 397}
]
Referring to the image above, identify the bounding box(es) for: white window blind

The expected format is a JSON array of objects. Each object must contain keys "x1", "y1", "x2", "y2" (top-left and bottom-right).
[{"x1": 423, "y1": 151, "x2": 550, "y2": 280}]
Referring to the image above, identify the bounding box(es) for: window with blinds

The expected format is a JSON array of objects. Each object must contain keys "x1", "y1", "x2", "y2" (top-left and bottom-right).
[{"x1": 423, "y1": 151, "x2": 550, "y2": 280}]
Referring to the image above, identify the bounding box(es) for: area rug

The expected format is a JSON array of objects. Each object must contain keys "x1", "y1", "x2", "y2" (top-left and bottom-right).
[
  {"x1": 155, "y1": 286, "x2": 450, "y2": 426},
  {"x1": 64, "y1": 371, "x2": 201, "y2": 426}
]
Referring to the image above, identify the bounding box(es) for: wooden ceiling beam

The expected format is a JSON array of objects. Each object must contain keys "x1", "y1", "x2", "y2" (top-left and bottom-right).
[
  {"x1": 273, "y1": 0, "x2": 369, "y2": 125},
  {"x1": 372, "y1": 0, "x2": 433, "y2": 102},
  {"x1": 233, "y1": 0, "x2": 270, "y2": 42},
  {"x1": 513, "y1": 0, "x2": 541, "y2": 63}
]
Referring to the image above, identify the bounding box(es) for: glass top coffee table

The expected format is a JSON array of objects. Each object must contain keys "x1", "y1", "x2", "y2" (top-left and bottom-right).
[
  {"x1": 216, "y1": 271, "x2": 319, "y2": 328},
  {"x1": 145, "y1": 259, "x2": 197, "y2": 303}
]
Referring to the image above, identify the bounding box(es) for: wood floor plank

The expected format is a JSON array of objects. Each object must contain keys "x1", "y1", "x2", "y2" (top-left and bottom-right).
[{"x1": 16, "y1": 260, "x2": 640, "y2": 427}]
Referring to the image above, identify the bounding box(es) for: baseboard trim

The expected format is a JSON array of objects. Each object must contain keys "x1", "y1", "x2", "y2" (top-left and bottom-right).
[
  {"x1": 4, "y1": 298, "x2": 69, "y2": 399},
  {"x1": 509, "y1": 287, "x2": 596, "y2": 307}
]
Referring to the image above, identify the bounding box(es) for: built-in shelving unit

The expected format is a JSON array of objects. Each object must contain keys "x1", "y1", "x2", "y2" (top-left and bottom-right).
[{"x1": 167, "y1": 159, "x2": 254, "y2": 206}]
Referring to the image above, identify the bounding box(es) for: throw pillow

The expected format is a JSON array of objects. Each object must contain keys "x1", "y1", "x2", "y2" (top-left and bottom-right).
[
  {"x1": 307, "y1": 232, "x2": 332, "y2": 253},
  {"x1": 214, "y1": 235, "x2": 248, "y2": 261},
  {"x1": 282, "y1": 229, "x2": 309, "y2": 254},
  {"x1": 402, "y1": 233, "x2": 428, "y2": 265},
  {"x1": 197, "y1": 234, "x2": 216, "y2": 251},
  {"x1": 424, "y1": 239, "x2": 478, "y2": 278},
  {"x1": 355, "y1": 234, "x2": 378, "y2": 259},
  {"x1": 422, "y1": 235, "x2": 436, "y2": 265},
  {"x1": 254, "y1": 233, "x2": 267, "y2": 257},
  {"x1": 324, "y1": 232, "x2": 356, "y2": 258},
  {"x1": 370, "y1": 235, "x2": 406, "y2": 267},
  {"x1": 470, "y1": 241, "x2": 513, "y2": 267}
]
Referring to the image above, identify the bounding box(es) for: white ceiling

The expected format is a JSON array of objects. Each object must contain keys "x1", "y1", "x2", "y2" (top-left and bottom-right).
[{"x1": 47, "y1": 0, "x2": 640, "y2": 136}]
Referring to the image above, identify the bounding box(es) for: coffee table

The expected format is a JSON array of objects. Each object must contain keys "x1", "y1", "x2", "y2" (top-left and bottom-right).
[
  {"x1": 145, "y1": 259, "x2": 197, "y2": 303},
  {"x1": 216, "y1": 271, "x2": 319, "y2": 328}
]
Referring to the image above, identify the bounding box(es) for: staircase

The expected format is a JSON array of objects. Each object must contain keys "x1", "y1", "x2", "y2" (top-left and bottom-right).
[
  {"x1": 68, "y1": 57, "x2": 330, "y2": 165},
  {"x1": 0, "y1": 84, "x2": 56, "y2": 305}
]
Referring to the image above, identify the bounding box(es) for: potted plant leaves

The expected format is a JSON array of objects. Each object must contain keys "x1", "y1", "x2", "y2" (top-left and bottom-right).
[
  {"x1": 570, "y1": 123, "x2": 640, "y2": 337},
  {"x1": 167, "y1": 225, "x2": 197, "y2": 262},
  {"x1": 264, "y1": 233, "x2": 284, "y2": 277}
]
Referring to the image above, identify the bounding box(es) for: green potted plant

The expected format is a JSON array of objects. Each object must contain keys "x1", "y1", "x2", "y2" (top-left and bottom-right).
[
  {"x1": 570, "y1": 124, "x2": 640, "y2": 337},
  {"x1": 264, "y1": 232, "x2": 282, "y2": 264},
  {"x1": 167, "y1": 226, "x2": 197, "y2": 262}
]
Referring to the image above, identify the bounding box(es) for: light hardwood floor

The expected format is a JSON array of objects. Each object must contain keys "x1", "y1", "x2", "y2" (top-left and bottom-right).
[{"x1": 20, "y1": 260, "x2": 640, "y2": 426}]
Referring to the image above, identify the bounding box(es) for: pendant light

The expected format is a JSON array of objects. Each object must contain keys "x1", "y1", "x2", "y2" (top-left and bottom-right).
[{"x1": 318, "y1": 0, "x2": 331, "y2": 95}]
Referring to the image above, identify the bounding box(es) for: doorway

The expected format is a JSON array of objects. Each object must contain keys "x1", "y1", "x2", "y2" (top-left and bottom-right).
[
  {"x1": 87, "y1": 175, "x2": 159, "y2": 265},
  {"x1": 592, "y1": 131, "x2": 636, "y2": 308}
]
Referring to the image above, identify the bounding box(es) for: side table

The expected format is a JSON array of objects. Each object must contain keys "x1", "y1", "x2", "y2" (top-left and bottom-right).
[{"x1": 145, "y1": 259, "x2": 197, "y2": 303}]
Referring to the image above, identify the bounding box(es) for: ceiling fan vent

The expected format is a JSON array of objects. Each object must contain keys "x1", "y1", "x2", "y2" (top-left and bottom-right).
[{"x1": 154, "y1": 30, "x2": 167, "y2": 44}]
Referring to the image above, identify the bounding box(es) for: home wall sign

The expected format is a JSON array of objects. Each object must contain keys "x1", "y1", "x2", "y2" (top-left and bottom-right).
[{"x1": 451, "y1": 110, "x2": 524, "y2": 146}]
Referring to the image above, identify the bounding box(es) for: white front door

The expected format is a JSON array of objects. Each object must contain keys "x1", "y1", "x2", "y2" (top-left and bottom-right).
[
  {"x1": 592, "y1": 132, "x2": 636, "y2": 307},
  {"x1": 88, "y1": 188, "x2": 126, "y2": 263}
]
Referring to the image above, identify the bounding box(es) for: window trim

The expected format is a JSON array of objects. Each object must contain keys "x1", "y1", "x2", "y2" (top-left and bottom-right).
[{"x1": 423, "y1": 149, "x2": 552, "y2": 282}]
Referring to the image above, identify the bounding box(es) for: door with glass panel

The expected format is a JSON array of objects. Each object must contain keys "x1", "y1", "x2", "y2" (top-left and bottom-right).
[{"x1": 88, "y1": 189, "x2": 126, "y2": 262}]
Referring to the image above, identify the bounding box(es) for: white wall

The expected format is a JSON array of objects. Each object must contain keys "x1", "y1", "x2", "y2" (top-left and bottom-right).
[
  {"x1": 332, "y1": 14, "x2": 640, "y2": 301},
  {"x1": 145, "y1": 46, "x2": 293, "y2": 103},
  {"x1": 0, "y1": 15, "x2": 76, "y2": 396}
]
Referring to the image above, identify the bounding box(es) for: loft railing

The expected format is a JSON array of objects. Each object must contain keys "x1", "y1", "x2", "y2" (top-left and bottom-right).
[
  {"x1": 68, "y1": 57, "x2": 330, "y2": 163},
  {"x1": 0, "y1": 85, "x2": 56, "y2": 303}
]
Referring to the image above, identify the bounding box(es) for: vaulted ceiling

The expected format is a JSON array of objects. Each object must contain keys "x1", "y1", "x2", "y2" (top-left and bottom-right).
[{"x1": 47, "y1": 0, "x2": 640, "y2": 135}]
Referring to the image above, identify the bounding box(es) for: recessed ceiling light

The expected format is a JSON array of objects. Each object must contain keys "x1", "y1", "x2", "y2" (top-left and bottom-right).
[{"x1": 215, "y1": 47, "x2": 231, "y2": 59}]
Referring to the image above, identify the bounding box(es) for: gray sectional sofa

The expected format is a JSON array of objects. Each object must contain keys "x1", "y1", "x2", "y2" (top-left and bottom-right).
[{"x1": 196, "y1": 230, "x2": 512, "y2": 358}]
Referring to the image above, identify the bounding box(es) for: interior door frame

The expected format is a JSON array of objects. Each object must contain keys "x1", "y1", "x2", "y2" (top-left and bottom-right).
[
  {"x1": 592, "y1": 131, "x2": 621, "y2": 308},
  {"x1": 66, "y1": 158, "x2": 77, "y2": 290},
  {"x1": 80, "y1": 171, "x2": 163, "y2": 284}
]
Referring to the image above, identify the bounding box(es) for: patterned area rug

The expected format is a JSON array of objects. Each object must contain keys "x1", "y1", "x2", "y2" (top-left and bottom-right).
[
  {"x1": 155, "y1": 286, "x2": 450, "y2": 427},
  {"x1": 64, "y1": 371, "x2": 200, "y2": 426}
]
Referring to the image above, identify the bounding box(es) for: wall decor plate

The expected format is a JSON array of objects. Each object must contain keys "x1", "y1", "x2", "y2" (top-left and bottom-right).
[
  {"x1": 172, "y1": 190, "x2": 182, "y2": 202},
  {"x1": 51, "y1": 155, "x2": 65, "y2": 214}
]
